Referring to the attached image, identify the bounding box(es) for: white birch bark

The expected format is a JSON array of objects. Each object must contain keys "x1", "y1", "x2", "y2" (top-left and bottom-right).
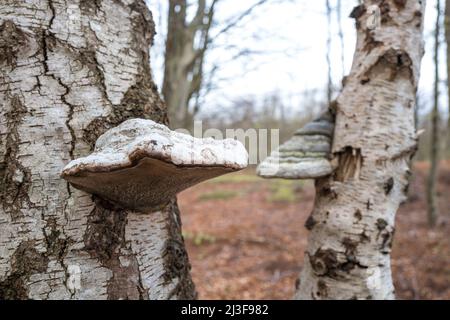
[
  {"x1": 295, "y1": 0, "x2": 425, "y2": 300},
  {"x1": 0, "y1": 0, "x2": 195, "y2": 299}
]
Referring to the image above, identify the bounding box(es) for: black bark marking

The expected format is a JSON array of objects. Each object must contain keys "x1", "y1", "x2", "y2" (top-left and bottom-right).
[
  {"x1": 380, "y1": 226, "x2": 395, "y2": 254},
  {"x1": 0, "y1": 274, "x2": 27, "y2": 300},
  {"x1": 341, "y1": 237, "x2": 367, "y2": 272},
  {"x1": 162, "y1": 199, "x2": 197, "y2": 299},
  {"x1": 360, "y1": 76, "x2": 371, "y2": 85},
  {"x1": 354, "y1": 209, "x2": 362, "y2": 222},
  {"x1": 402, "y1": 169, "x2": 412, "y2": 198},
  {"x1": 414, "y1": 10, "x2": 423, "y2": 18},
  {"x1": 0, "y1": 20, "x2": 28, "y2": 68},
  {"x1": 393, "y1": 0, "x2": 407, "y2": 10},
  {"x1": 79, "y1": 0, "x2": 102, "y2": 14},
  {"x1": 350, "y1": 4, "x2": 366, "y2": 22},
  {"x1": 42, "y1": 217, "x2": 71, "y2": 260},
  {"x1": 379, "y1": 1, "x2": 392, "y2": 24},
  {"x1": 375, "y1": 218, "x2": 394, "y2": 254},
  {"x1": 1, "y1": 95, "x2": 33, "y2": 220},
  {"x1": 316, "y1": 280, "x2": 328, "y2": 298},
  {"x1": 317, "y1": 183, "x2": 338, "y2": 200},
  {"x1": 295, "y1": 278, "x2": 301, "y2": 290},
  {"x1": 342, "y1": 237, "x2": 358, "y2": 255},
  {"x1": 309, "y1": 241, "x2": 369, "y2": 280},
  {"x1": 305, "y1": 214, "x2": 317, "y2": 231},
  {"x1": 57, "y1": 77, "x2": 76, "y2": 161},
  {"x1": 376, "y1": 218, "x2": 388, "y2": 231},
  {"x1": 309, "y1": 249, "x2": 340, "y2": 277},
  {"x1": 341, "y1": 75, "x2": 349, "y2": 88},
  {"x1": 40, "y1": 33, "x2": 83, "y2": 161},
  {"x1": 363, "y1": 31, "x2": 383, "y2": 53},
  {"x1": 11, "y1": 241, "x2": 48, "y2": 275},
  {"x1": 380, "y1": 228, "x2": 395, "y2": 253},
  {"x1": 0, "y1": 241, "x2": 49, "y2": 299},
  {"x1": 359, "y1": 230, "x2": 371, "y2": 243}
]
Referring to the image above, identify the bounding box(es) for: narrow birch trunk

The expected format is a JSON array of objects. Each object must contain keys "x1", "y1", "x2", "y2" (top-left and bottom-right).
[
  {"x1": 0, "y1": 0, "x2": 195, "y2": 299},
  {"x1": 295, "y1": 0, "x2": 425, "y2": 299},
  {"x1": 427, "y1": 0, "x2": 441, "y2": 227}
]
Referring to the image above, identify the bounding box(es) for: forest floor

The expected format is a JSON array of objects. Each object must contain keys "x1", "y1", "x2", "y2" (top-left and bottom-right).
[{"x1": 178, "y1": 161, "x2": 450, "y2": 300}]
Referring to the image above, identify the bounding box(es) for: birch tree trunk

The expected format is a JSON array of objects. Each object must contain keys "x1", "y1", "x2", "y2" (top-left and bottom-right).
[
  {"x1": 0, "y1": 0, "x2": 196, "y2": 299},
  {"x1": 295, "y1": 0, "x2": 425, "y2": 300}
]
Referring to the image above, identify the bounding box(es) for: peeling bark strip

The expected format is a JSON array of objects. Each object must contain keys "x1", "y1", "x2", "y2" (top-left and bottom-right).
[
  {"x1": 295, "y1": 0, "x2": 425, "y2": 300},
  {"x1": 0, "y1": 0, "x2": 195, "y2": 299}
]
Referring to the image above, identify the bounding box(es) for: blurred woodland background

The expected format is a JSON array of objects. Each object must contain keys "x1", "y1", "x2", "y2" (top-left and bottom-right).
[{"x1": 147, "y1": 0, "x2": 449, "y2": 299}]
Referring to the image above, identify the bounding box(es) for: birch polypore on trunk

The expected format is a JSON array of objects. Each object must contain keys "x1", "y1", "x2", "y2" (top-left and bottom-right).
[
  {"x1": 295, "y1": 0, "x2": 425, "y2": 300},
  {"x1": 0, "y1": 0, "x2": 197, "y2": 300},
  {"x1": 257, "y1": 111, "x2": 335, "y2": 179},
  {"x1": 61, "y1": 119, "x2": 248, "y2": 211}
]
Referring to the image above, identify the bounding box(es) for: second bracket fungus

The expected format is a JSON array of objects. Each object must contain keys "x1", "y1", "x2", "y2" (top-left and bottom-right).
[
  {"x1": 257, "y1": 111, "x2": 335, "y2": 179},
  {"x1": 61, "y1": 119, "x2": 248, "y2": 211}
]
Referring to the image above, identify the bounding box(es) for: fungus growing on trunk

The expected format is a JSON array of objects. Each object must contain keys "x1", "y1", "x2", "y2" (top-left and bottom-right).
[
  {"x1": 257, "y1": 111, "x2": 335, "y2": 179},
  {"x1": 61, "y1": 119, "x2": 248, "y2": 211}
]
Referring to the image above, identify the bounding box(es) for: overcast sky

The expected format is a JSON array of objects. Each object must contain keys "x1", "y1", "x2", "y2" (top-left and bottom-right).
[{"x1": 148, "y1": 0, "x2": 446, "y2": 119}]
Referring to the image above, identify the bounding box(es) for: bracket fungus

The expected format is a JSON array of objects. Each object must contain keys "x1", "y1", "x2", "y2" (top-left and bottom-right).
[
  {"x1": 61, "y1": 119, "x2": 248, "y2": 211},
  {"x1": 257, "y1": 111, "x2": 335, "y2": 179}
]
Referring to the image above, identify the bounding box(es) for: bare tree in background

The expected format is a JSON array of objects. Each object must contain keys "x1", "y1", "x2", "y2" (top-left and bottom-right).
[
  {"x1": 295, "y1": 0, "x2": 425, "y2": 299},
  {"x1": 0, "y1": 0, "x2": 195, "y2": 299},
  {"x1": 428, "y1": 0, "x2": 441, "y2": 227}
]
